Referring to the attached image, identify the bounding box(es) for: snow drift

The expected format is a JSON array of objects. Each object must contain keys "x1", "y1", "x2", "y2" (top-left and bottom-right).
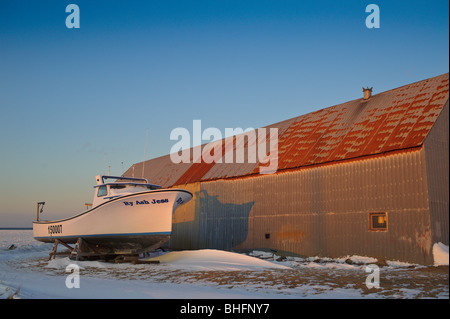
[
  {"x1": 433, "y1": 242, "x2": 449, "y2": 266},
  {"x1": 143, "y1": 249, "x2": 291, "y2": 271}
]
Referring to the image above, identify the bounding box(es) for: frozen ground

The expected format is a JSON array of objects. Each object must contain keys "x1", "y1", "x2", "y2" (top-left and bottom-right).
[{"x1": 0, "y1": 230, "x2": 448, "y2": 299}]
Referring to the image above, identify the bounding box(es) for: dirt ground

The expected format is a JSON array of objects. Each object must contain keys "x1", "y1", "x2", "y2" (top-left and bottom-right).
[
  {"x1": 28, "y1": 255, "x2": 449, "y2": 299},
  {"x1": 143, "y1": 264, "x2": 449, "y2": 298}
]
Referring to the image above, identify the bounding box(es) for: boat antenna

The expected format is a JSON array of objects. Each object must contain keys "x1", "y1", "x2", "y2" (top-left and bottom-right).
[
  {"x1": 142, "y1": 128, "x2": 148, "y2": 178},
  {"x1": 36, "y1": 202, "x2": 45, "y2": 222}
]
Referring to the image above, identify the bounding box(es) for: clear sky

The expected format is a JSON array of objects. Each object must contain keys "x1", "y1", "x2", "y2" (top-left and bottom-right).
[{"x1": 0, "y1": 0, "x2": 448, "y2": 227}]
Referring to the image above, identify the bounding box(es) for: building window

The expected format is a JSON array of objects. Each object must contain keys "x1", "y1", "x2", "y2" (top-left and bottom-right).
[{"x1": 369, "y1": 212, "x2": 388, "y2": 231}]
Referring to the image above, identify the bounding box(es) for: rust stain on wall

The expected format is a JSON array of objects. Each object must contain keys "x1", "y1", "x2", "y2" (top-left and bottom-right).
[
  {"x1": 415, "y1": 226, "x2": 432, "y2": 257},
  {"x1": 276, "y1": 231, "x2": 305, "y2": 243}
]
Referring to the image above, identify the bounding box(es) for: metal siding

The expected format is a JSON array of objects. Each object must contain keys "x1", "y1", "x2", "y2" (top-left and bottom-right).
[
  {"x1": 424, "y1": 101, "x2": 449, "y2": 246},
  {"x1": 123, "y1": 73, "x2": 449, "y2": 264},
  {"x1": 198, "y1": 179, "x2": 255, "y2": 250},
  {"x1": 168, "y1": 148, "x2": 433, "y2": 264},
  {"x1": 170, "y1": 180, "x2": 256, "y2": 250},
  {"x1": 169, "y1": 182, "x2": 201, "y2": 249}
]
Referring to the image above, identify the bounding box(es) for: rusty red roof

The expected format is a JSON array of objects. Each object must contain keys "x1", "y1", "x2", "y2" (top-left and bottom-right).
[{"x1": 125, "y1": 73, "x2": 449, "y2": 187}]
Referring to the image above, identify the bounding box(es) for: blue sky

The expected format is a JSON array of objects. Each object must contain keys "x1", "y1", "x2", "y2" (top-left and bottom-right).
[{"x1": 0, "y1": 0, "x2": 448, "y2": 226}]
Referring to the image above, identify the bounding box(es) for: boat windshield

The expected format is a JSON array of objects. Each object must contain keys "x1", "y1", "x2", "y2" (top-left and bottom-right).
[{"x1": 97, "y1": 186, "x2": 107, "y2": 197}]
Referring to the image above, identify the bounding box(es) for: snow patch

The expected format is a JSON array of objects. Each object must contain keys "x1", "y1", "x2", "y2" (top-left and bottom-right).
[
  {"x1": 1, "y1": 230, "x2": 448, "y2": 299},
  {"x1": 143, "y1": 249, "x2": 291, "y2": 271},
  {"x1": 385, "y1": 260, "x2": 422, "y2": 268},
  {"x1": 433, "y1": 242, "x2": 449, "y2": 266}
]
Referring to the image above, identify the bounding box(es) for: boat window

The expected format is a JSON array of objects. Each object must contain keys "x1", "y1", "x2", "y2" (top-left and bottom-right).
[
  {"x1": 97, "y1": 186, "x2": 107, "y2": 197},
  {"x1": 110, "y1": 185, "x2": 126, "y2": 189}
]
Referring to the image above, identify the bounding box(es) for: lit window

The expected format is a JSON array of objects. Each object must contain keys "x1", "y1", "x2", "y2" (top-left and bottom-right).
[{"x1": 369, "y1": 212, "x2": 387, "y2": 231}]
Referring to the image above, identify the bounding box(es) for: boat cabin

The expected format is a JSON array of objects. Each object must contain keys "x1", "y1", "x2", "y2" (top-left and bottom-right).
[{"x1": 92, "y1": 175, "x2": 161, "y2": 208}]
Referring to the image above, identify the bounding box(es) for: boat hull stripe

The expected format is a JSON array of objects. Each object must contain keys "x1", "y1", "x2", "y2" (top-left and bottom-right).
[{"x1": 34, "y1": 231, "x2": 171, "y2": 241}]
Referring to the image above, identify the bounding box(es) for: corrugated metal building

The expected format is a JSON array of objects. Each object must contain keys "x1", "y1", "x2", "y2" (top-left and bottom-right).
[{"x1": 124, "y1": 73, "x2": 449, "y2": 265}]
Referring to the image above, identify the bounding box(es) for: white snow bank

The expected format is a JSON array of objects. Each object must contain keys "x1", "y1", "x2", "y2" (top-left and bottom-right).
[
  {"x1": 385, "y1": 260, "x2": 419, "y2": 268},
  {"x1": 0, "y1": 229, "x2": 48, "y2": 252},
  {"x1": 343, "y1": 255, "x2": 378, "y2": 264},
  {"x1": 249, "y1": 251, "x2": 424, "y2": 269},
  {"x1": 249, "y1": 250, "x2": 276, "y2": 259},
  {"x1": 433, "y1": 242, "x2": 449, "y2": 266},
  {"x1": 143, "y1": 249, "x2": 291, "y2": 271},
  {"x1": 0, "y1": 281, "x2": 17, "y2": 299},
  {"x1": 44, "y1": 249, "x2": 291, "y2": 272},
  {"x1": 251, "y1": 251, "x2": 378, "y2": 264}
]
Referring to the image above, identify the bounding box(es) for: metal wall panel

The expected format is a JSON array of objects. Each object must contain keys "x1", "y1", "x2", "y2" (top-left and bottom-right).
[
  {"x1": 169, "y1": 182, "x2": 201, "y2": 249},
  {"x1": 424, "y1": 101, "x2": 449, "y2": 245},
  {"x1": 250, "y1": 148, "x2": 431, "y2": 264},
  {"x1": 122, "y1": 74, "x2": 449, "y2": 265},
  {"x1": 169, "y1": 148, "x2": 434, "y2": 264}
]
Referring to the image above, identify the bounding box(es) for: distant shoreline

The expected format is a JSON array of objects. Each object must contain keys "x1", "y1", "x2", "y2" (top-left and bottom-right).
[{"x1": 0, "y1": 227, "x2": 32, "y2": 230}]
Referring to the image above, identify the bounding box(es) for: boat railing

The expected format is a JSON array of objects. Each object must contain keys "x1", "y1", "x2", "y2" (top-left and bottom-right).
[{"x1": 101, "y1": 175, "x2": 149, "y2": 184}]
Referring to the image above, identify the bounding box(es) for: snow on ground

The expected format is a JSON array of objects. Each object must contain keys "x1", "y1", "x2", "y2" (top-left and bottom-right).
[
  {"x1": 433, "y1": 242, "x2": 449, "y2": 266},
  {"x1": 0, "y1": 230, "x2": 448, "y2": 299},
  {"x1": 141, "y1": 249, "x2": 291, "y2": 271}
]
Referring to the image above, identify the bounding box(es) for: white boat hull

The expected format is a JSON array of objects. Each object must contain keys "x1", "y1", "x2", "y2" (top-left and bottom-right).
[{"x1": 33, "y1": 189, "x2": 192, "y2": 255}]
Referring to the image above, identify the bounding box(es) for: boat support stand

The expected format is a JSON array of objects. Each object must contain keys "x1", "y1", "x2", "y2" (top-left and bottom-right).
[{"x1": 48, "y1": 238, "x2": 101, "y2": 261}]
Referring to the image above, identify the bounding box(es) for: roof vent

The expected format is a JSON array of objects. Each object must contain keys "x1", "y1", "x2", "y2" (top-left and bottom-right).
[{"x1": 363, "y1": 87, "x2": 373, "y2": 100}]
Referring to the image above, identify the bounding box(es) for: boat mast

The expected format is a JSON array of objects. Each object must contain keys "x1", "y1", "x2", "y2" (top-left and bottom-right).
[{"x1": 142, "y1": 128, "x2": 148, "y2": 178}]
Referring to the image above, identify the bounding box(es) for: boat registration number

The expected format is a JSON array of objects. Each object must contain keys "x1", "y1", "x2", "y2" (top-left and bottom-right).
[{"x1": 48, "y1": 224, "x2": 62, "y2": 235}]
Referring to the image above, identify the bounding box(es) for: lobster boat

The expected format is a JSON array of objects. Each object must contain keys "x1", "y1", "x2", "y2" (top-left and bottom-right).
[{"x1": 33, "y1": 175, "x2": 192, "y2": 259}]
